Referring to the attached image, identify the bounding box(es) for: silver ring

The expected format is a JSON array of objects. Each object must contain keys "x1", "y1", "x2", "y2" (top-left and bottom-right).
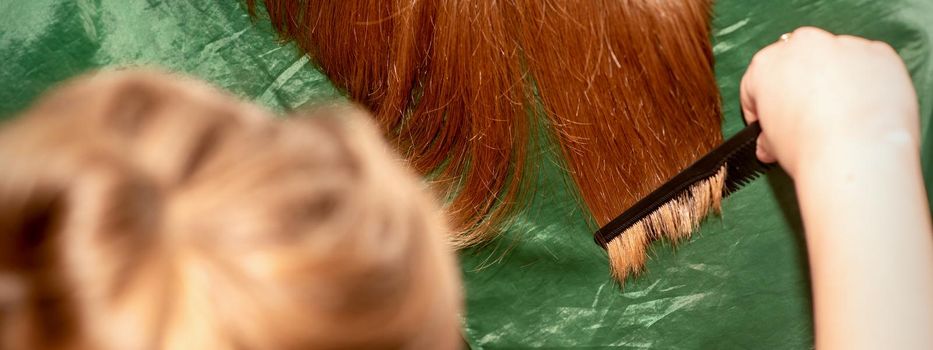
[{"x1": 780, "y1": 33, "x2": 792, "y2": 42}]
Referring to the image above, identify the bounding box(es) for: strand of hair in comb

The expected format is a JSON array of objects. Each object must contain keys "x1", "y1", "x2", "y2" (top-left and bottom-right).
[
  {"x1": 595, "y1": 121, "x2": 773, "y2": 248},
  {"x1": 595, "y1": 122, "x2": 776, "y2": 283}
]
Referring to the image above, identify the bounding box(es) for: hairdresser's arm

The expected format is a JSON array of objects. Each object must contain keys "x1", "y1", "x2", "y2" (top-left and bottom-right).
[{"x1": 741, "y1": 27, "x2": 933, "y2": 350}]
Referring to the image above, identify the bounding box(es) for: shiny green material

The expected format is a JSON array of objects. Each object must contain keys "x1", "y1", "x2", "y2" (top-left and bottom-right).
[
  {"x1": 0, "y1": 0, "x2": 338, "y2": 117},
  {"x1": 1, "y1": 0, "x2": 931, "y2": 348}
]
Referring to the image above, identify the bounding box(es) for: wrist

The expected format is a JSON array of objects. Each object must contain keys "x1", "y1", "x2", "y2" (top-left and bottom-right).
[{"x1": 793, "y1": 125, "x2": 919, "y2": 182}]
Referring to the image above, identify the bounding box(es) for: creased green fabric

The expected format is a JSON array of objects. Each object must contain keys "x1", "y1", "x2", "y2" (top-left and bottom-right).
[
  {"x1": 1, "y1": 1, "x2": 930, "y2": 349},
  {"x1": 0, "y1": 0, "x2": 339, "y2": 118}
]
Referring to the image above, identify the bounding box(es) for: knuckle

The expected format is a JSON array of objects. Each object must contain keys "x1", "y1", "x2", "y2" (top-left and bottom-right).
[
  {"x1": 872, "y1": 40, "x2": 897, "y2": 54},
  {"x1": 749, "y1": 45, "x2": 774, "y2": 66},
  {"x1": 836, "y1": 34, "x2": 861, "y2": 43},
  {"x1": 792, "y1": 26, "x2": 831, "y2": 41}
]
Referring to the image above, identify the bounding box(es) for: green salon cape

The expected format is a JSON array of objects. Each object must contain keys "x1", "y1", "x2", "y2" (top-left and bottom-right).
[{"x1": 2, "y1": 1, "x2": 931, "y2": 348}]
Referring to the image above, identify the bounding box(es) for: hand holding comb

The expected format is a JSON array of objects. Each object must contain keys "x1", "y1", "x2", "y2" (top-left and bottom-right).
[{"x1": 595, "y1": 122, "x2": 774, "y2": 283}]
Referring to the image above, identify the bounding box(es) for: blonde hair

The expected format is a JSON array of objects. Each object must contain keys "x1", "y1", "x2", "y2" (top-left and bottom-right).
[{"x1": 0, "y1": 70, "x2": 463, "y2": 349}]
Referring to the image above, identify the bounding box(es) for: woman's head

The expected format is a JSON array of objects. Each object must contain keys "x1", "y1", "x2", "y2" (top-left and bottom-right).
[{"x1": 0, "y1": 70, "x2": 462, "y2": 349}]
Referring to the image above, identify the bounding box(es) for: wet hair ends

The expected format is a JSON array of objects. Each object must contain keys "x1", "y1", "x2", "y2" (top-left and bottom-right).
[
  {"x1": 247, "y1": 1, "x2": 723, "y2": 267},
  {"x1": 0, "y1": 71, "x2": 463, "y2": 349},
  {"x1": 606, "y1": 167, "x2": 725, "y2": 282}
]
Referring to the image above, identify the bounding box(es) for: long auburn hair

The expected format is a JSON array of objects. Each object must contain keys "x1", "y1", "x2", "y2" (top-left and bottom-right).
[
  {"x1": 248, "y1": 0, "x2": 722, "y2": 257},
  {"x1": 0, "y1": 71, "x2": 462, "y2": 349}
]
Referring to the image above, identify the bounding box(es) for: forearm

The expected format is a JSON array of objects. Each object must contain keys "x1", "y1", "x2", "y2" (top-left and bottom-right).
[{"x1": 796, "y1": 135, "x2": 933, "y2": 349}]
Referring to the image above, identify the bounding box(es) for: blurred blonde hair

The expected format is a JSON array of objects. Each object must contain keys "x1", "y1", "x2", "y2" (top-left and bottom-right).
[{"x1": 0, "y1": 70, "x2": 462, "y2": 350}]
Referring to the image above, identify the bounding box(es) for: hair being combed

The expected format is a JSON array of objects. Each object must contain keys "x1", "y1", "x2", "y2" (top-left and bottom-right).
[
  {"x1": 248, "y1": 0, "x2": 723, "y2": 278},
  {"x1": 0, "y1": 71, "x2": 462, "y2": 349},
  {"x1": 606, "y1": 167, "x2": 725, "y2": 282}
]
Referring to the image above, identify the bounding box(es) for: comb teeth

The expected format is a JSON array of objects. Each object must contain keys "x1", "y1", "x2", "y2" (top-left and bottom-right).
[
  {"x1": 723, "y1": 132, "x2": 773, "y2": 195},
  {"x1": 596, "y1": 122, "x2": 776, "y2": 283}
]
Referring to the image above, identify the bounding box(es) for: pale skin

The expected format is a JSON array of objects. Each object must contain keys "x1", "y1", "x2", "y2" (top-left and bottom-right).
[{"x1": 741, "y1": 27, "x2": 933, "y2": 349}]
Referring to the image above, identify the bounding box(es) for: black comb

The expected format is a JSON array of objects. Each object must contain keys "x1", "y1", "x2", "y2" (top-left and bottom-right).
[{"x1": 594, "y1": 121, "x2": 774, "y2": 248}]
